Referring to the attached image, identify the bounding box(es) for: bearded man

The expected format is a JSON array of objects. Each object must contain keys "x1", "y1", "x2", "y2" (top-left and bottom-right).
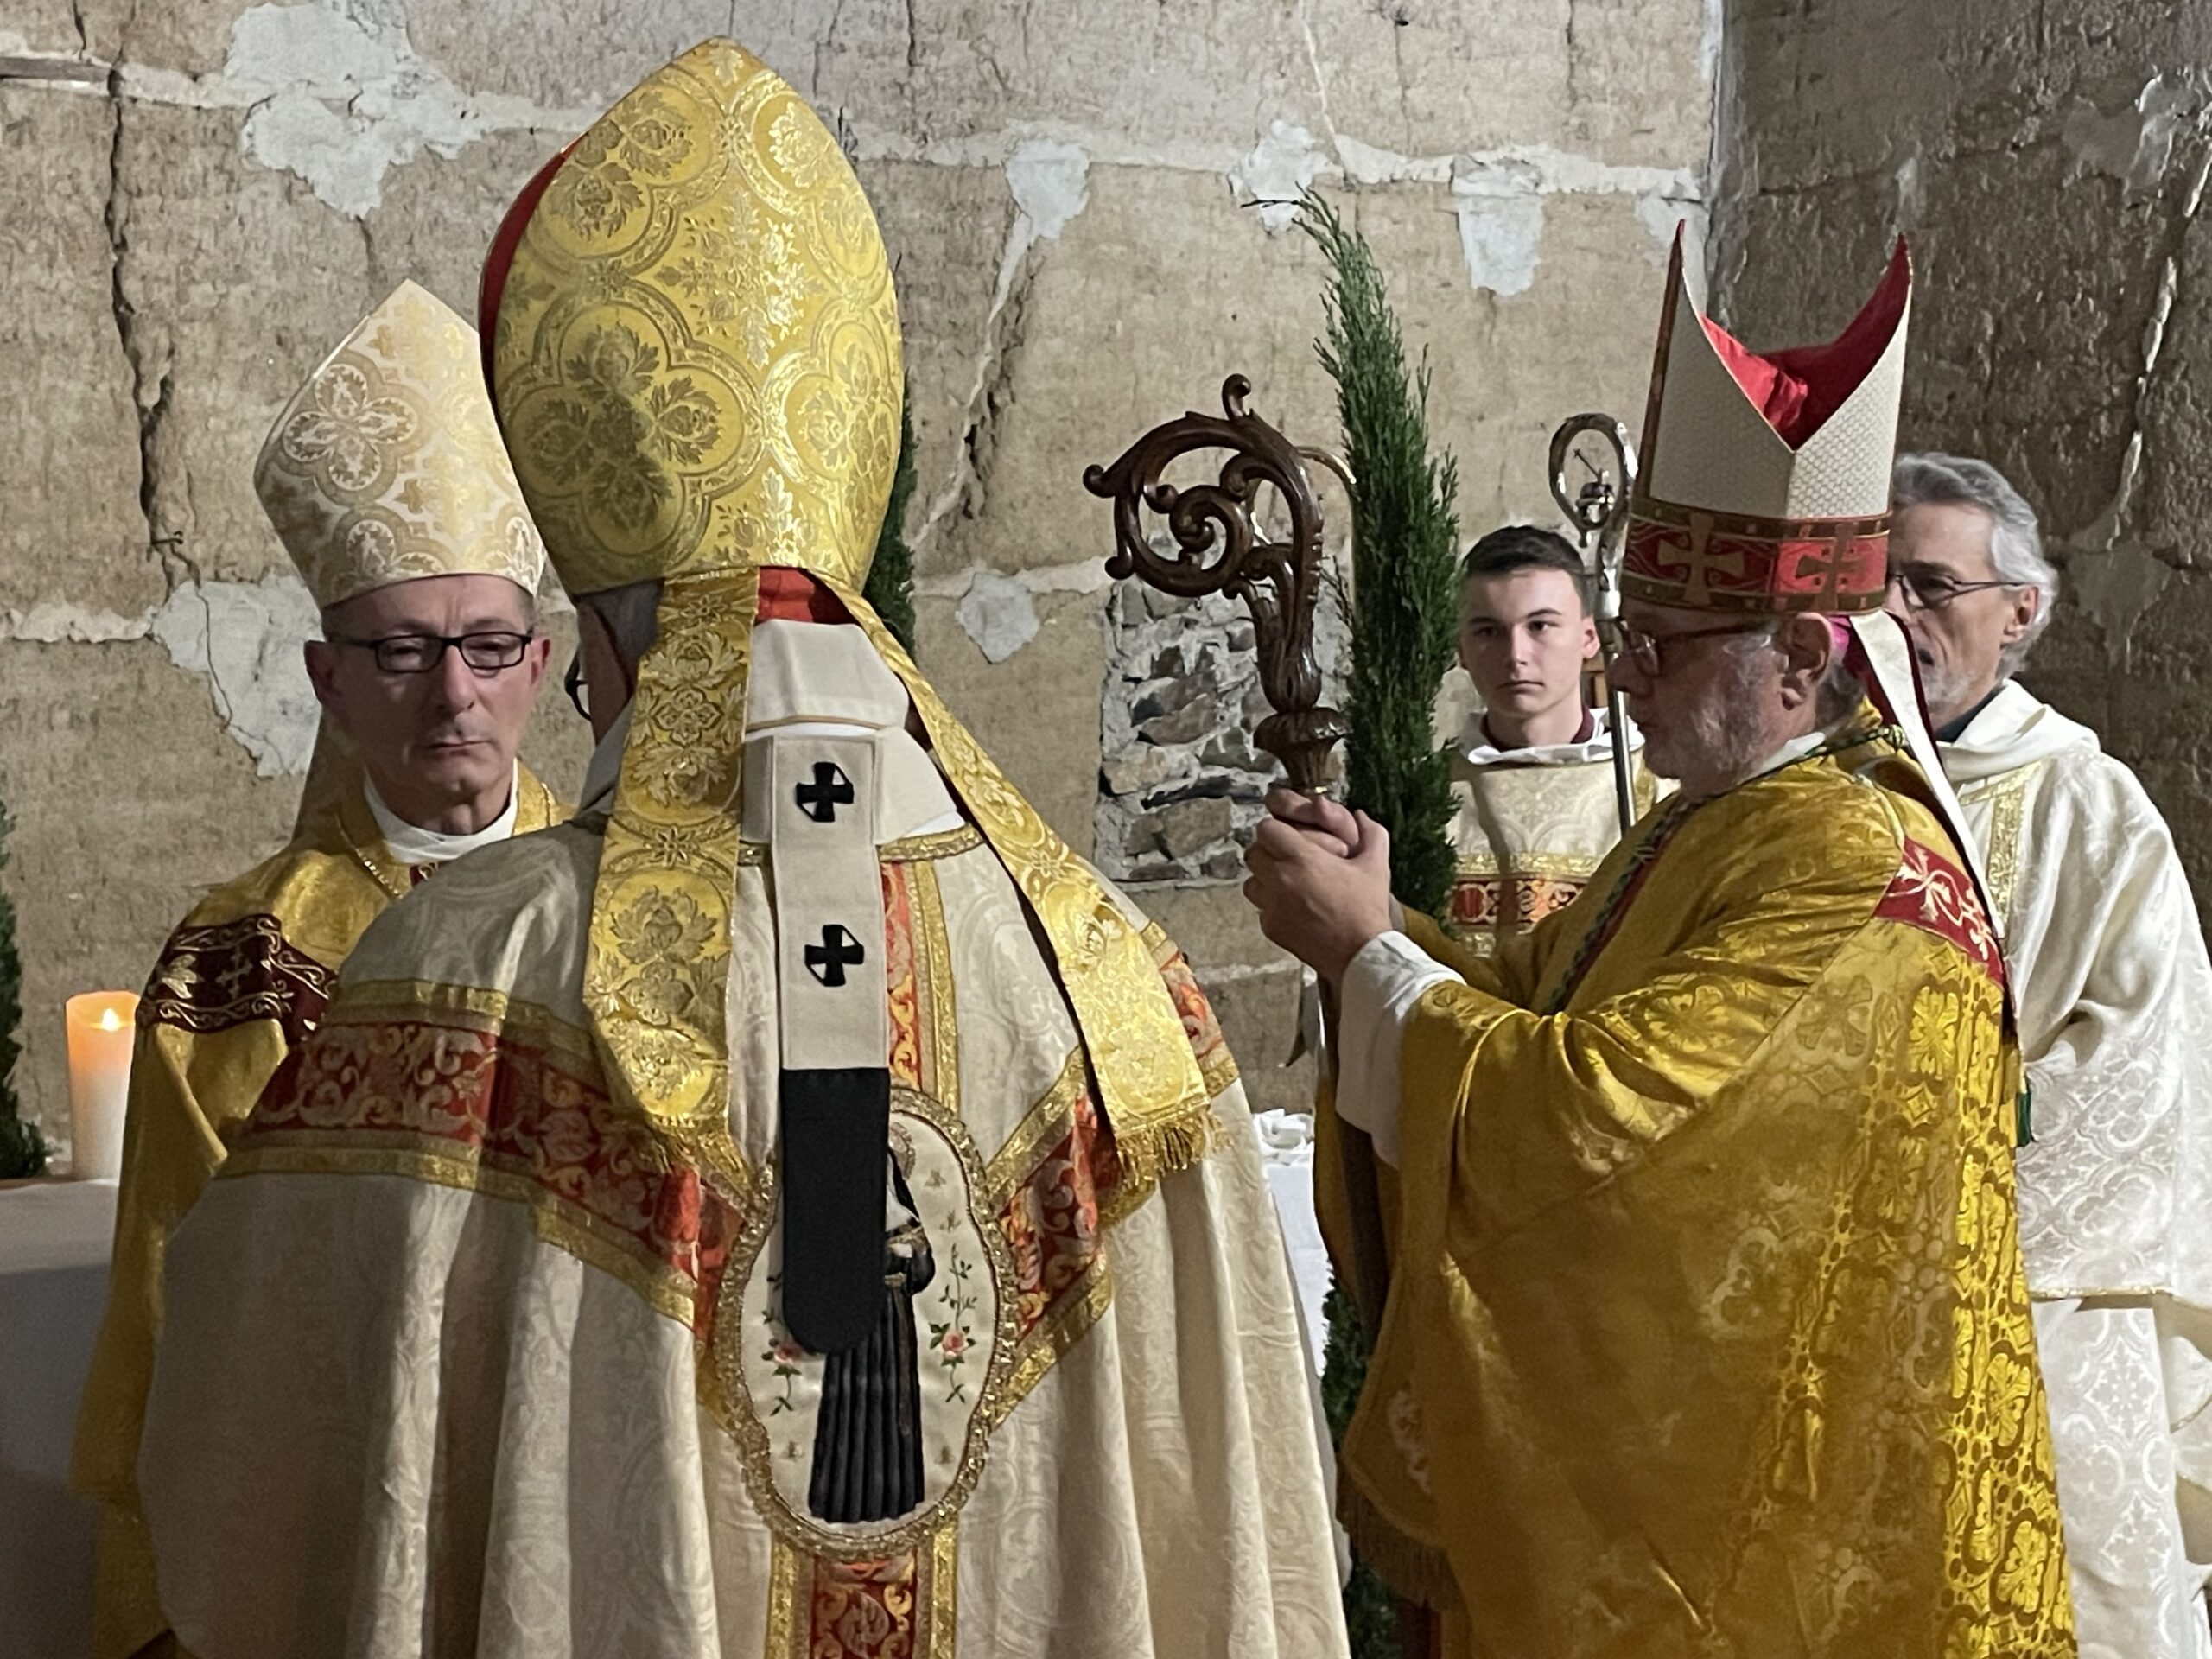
[
  {"x1": 1249, "y1": 238, "x2": 2074, "y2": 1656},
  {"x1": 1893, "y1": 450, "x2": 2212, "y2": 1659},
  {"x1": 70, "y1": 281, "x2": 560, "y2": 1659}
]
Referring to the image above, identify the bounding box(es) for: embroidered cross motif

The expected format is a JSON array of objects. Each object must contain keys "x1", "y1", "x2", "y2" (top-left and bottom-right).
[
  {"x1": 796, "y1": 762, "x2": 856, "y2": 823},
  {"x1": 804, "y1": 924, "x2": 867, "y2": 987},
  {"x1": 1656, "y1": 512, "x2": 1746, "y2": 607}
]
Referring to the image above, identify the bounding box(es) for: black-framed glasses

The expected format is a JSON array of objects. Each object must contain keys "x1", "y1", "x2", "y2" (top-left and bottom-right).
[
  {"x1": 1885, "y1": 566, "x2": 2019, "y2": 612},
  {"x1": 1605, "y1": 618, "x2": 1770, "y2": 679},
  {"x1": 327, "y1": 630, "x2": 534, "y2": 675},
  {"x1": 564, "y1": 652, "x2": 589, "y2": 720}
]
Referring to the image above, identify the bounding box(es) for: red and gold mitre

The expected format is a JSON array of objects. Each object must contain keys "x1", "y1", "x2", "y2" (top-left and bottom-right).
[{"x1": 1624, "y1": 231, "x2": 1910, "y2": 614}]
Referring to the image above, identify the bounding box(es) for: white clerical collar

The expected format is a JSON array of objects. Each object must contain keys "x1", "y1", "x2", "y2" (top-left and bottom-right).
[
  {"x1": 365, "y1": 764, "x2": 519, "y2": 866},
  {"x1": 1458, "y1": 706, "x2": 1639, "y2": 768},
  {"x1": 1937, "y1": 679, "x2": 2098, "y2": 785}
]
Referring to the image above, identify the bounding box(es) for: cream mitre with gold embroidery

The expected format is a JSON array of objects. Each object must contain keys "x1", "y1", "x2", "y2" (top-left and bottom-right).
[{"x1": 255, "y1": 280, "x2": 546, "y2": 611}]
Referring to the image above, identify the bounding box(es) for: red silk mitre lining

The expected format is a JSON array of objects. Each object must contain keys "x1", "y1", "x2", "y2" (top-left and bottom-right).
[
  {"x1": 1697, "y1": 239, "x2": 1910, "y2": 448},
  {"x1": 757, "y1": 568, "x2": 855, "y2": 624},
  {"x1": 478, "y1": 141, "x2": 576, "y2": 385}
]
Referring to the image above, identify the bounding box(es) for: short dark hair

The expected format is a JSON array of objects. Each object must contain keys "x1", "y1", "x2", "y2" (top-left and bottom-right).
[{"x1": 1459, "y1": 524, "x2": 1591, "y2": 611}]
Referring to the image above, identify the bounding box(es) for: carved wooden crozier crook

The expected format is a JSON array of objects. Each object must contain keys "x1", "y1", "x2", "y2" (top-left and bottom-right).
[
  {"x1": 1085, "y1": 378, "x2": 1398, "y2": 1347},
  {"x1": 1082, "y1": 375, "x2": 1349, "y2": 794},
  {"x1": 1548, "y1": 413, "x2": 1642, "y2": 835}
]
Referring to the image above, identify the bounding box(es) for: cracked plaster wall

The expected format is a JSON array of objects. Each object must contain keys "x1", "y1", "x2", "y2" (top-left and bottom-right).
[
  {"x1": 1713, "y1": 0, "x2": 2212, "y2": 906},
  {"x1": 0, "y1": 0, "x2": 1713, "y2": 1155}
]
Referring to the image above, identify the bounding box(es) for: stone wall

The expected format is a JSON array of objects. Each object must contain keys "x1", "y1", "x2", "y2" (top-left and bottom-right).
[
  {"x1": 1096, "y1": 577, "x2": 1350, "y2": 888},
  {"x1": 0, "y1": 0, "x2": 1716, "y2": 1155},
  {"x1": 1713, "y1": 0, "x2": 2212, "y2": 894}
]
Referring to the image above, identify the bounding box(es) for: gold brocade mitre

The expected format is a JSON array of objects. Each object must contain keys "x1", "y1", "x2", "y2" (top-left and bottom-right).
[
  {"x1": 482, "y1": 41, "x2": 901, "y2": 596},
  {"x1": 257, "y1": 281, "x2": 549, "y2": 836},
  {"x1": 480, "y1": 40, "x2": 1208, "y2": 1175},
  {"x1": 255, "y1": 281, "x2": 547, "y2": 611}
]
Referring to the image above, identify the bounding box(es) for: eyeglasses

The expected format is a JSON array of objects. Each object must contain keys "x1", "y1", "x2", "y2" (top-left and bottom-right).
[
  {"x1": 564, "y1": 652, "x2": 589, "y2": 720},
  {"x1": 1885, "y1": 567, "x2": 2019, "y2": 612},
  {"x1": 327, "y1": 630, "x2": 534, "y2": 676},
  {"x1": 1605, "y1": 618, "x2": 1771, "y2": 679}
]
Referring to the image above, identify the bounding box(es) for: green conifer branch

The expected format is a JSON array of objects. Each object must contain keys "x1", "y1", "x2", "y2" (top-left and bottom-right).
[
  {"x1": 864, "y1": 389, "x2": 920, "y2": 654},
  {"x1": 1301, "y1": 190, "x2": 1460, "y2": 1659},
  {"x1": 0, "y1": 800, "x2": 48, "y2": 1178},
  {"x1": 1303, "y1": 193, "x2": 1460, "y2": 916}
]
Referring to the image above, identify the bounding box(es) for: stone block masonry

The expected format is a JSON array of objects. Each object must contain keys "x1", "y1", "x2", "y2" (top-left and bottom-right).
[
  {"x1": 1713, "y1": 0, "x2": 2212, "y2": 899},
  {"x1": 1096, "y1": 577, "x2": 1349, "y2": 887}
]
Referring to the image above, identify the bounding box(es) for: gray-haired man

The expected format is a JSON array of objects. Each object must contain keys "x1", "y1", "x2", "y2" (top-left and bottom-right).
[{"x1": 1891, "y1": 452, "x2": 2212, "y2": 1659}]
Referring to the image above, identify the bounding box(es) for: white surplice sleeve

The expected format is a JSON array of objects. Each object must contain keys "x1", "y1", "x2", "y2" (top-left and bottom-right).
[{"x1": 1335, "y1": 932, "x2": 1459, "y2": 1169}]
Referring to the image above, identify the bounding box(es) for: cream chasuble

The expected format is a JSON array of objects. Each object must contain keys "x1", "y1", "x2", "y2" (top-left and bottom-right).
[
  {"x1": 74, "y1": 277, "x2": 558, "y2": 1659},
  {"x1": 71, "y1": 766, "x2": 561, "y2": 1659},
  {"x1": 1944, "y1": 678, "x2": 2212, "y2": 1659},
  {"x1": 1444, "y1": 712, "x2": 1659, "y2": 954},
  {"x1": 137, "y1": 627, "x2": 1344, "y2": 1659},
  {"x1": 136, "y1": 39, "x2": 1342, "y2": 1659}
]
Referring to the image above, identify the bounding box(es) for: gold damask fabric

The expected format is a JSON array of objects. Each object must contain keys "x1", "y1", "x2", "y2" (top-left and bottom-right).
[
  {"x1": 255, "y1": 281, "x2": 546, "y2": 612},
  {"x1": 483, "y1": 39, "x2": 1206, "y2": 1183},
  {"x1": 70, "y1": 767, "x2": 561, "y2": 1659},
  {"x1": 1332, "y1": 728, "x2": 2073, "y2": 1656}
]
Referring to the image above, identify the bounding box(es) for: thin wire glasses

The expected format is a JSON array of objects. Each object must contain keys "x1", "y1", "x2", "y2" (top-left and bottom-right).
[
  {"x1": 1885, "y1": 567, "x2": 2019, "y2": 612},
  {"x1": 1604, "y1": 618, "x2": 1771, "y2": 678}
]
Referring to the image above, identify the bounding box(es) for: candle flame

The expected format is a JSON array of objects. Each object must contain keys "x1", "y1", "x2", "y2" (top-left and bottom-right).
[{"x1": 99, "y1": 1007, "x2": 123, "y2": 1032}]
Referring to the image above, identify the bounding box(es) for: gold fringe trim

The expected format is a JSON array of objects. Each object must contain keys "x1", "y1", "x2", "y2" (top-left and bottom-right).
[
  {"x1": 1114, "y1": 1097, "x2": 1217, "y2": 1185},
  {"x1": 1199, "y1": 1046, "x2": 1241, "y2": 1098},
  {"x1": 1101, "y1": 1096, "x2": 1220, "y2": 1229},
  {"x1": 1338, "y1": 1478, "x2": 1463, "y2": 1615}
]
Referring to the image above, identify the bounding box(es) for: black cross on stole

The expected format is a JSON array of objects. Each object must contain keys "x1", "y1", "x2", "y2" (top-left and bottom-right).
[{"x1": 796, "y1": 761, "x2": 856, "y2": 823}]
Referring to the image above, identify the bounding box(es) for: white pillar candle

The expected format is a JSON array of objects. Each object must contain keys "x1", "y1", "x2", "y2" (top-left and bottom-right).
[{"x1": 64, "y1": 991, "x2": 137, "y2": 1181}]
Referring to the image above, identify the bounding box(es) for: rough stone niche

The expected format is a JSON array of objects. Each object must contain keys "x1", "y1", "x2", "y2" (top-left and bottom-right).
[{"x1": 1095, "y1": 562, "x2": 1348, "y2": 887}]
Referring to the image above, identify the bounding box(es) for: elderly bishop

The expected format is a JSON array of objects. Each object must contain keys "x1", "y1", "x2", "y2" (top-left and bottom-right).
[
  {"x1": 1250, "y1": 238, "x2": 2074, "y2": 1656},
  {"x1": 135, "y1": 40, "x2": 1344, "y2": 1659}
]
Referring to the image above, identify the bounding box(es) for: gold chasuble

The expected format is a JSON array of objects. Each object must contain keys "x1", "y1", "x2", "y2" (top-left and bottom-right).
[
  {"x1": 134, "y1": 40, "x2": 1343, "y2": 1659},
  {"x1": 1323, "y1": 234, "x2": 2071, "y2": 1656},
  {"x1": 1350, "y1": 734, "x2": 2066, "y2": 1656},
  {"x1": 73, "y1": 282, "x2": 561, "y2": 1659}
]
